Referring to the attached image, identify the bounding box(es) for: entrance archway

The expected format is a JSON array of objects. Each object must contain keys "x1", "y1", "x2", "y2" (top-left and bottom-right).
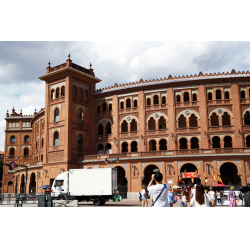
[
  {"x1": 180, "y1": 163, "x2": 201, "y2": 186},
  {"x1": 114, "y1": 166, "x2": 127, "y2": 198},
  {"x1": 220, "y1": 162, "x2": 241, "y2": 186},
  {"x1": 29, "y1": 173, "x2": 36, "y2": 193},
  {"x1": 142, "y1": 164, "x2": 160, "y2": 186},
  {"x1": 20, "y1": 175, "x2": 25, "y2": 193}
]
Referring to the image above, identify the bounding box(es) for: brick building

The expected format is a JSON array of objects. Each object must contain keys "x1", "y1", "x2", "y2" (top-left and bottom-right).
[{"x1": 2, "y1": 55, "x2": 250, "y2": 197}]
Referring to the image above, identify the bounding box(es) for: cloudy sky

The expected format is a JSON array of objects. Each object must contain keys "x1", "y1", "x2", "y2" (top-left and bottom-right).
[{"x1": 1, "y1": 41, "x2": 250, "y2": 151}]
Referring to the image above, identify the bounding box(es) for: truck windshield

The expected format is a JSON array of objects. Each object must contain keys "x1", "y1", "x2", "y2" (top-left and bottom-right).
[{"x1": 56, "y1": 180, "x2": 64, "y2": 186}]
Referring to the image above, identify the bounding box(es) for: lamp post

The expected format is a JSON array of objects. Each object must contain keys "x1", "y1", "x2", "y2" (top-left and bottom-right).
[{"x1": 104, "y1": 157, "x2": 119, "y2": 168}]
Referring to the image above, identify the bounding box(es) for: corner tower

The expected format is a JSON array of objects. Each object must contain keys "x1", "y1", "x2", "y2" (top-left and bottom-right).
[{"x1": 39, "y1": 54, "x2": 101, "y2": 179}]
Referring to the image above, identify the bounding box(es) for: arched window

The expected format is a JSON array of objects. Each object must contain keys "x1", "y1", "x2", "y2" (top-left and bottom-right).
[
  {"x1": 84, "y1": 90, "x2": 88, "y2": 101},
  {"x1": 78, "y1": 88, "x2": 83, "y2": 99},
  {"x1": 148, "y1": 117, "x2": 156, "y2": 130},
  {"x1": 97, "y1": 105, "x2": 100, "y2": 113},
  {"x1": 222, "y1": 112, "x2": 231, "y2": 126},
  {"x1": 134, "y1": 99, "x2": 137, "y2": 107},
  {"x1": 54, "y1": 108, "x2": 59, "y2": 122},
  {"x1": 190, "y1": 137, "x2": 199, "y2": 149},
  {"x1": 246, "y1": 135, "x2": 250, "y2": 147},
  {"x1": 224, "y1": 136, "x2": 232, "y2": 148},
  {"x1": 183, "y1": 92, "x2": 189, "y2": 102},
  {"x1": 159, "y1": 139, "x2": 167, "y2": 150},
  {"x1": 10, "y1": 136, "x2": 15, "y2": 143},
  {"x1": 189, "y1": 114, "x2": 198, "y2": 127},
  {"x1": 41, "y1": 154, "x2": 43, "y2": 161},
  {"x1": 211, "y1": 113, "x2": 219, "y2": 126},
  {"x1": 149, "y1": 140, "x2": 156, "y2": 151},
  {"x1": 120, "y1": 102, "x2": 124, "y2": 109},
  {"x1": 106, "y1": 122, "x2": 111, "y2": 134},
  {"x1": 130, "y1": 119, "x2": 137, "y2": 132},
  {"x1": 225, "y1": 91, "x2": 229, "y2": 99},
  {"x1": 241, "y1": 90, "x2": 245, "y2": 99},
  {"x1": 78, "y1": 109, "x2": 83, "y2": 125},
  {"x1": 178, "y1": 115, "x2": 186, "y2": 128},
  {"x1": 121, "y1": 120, "x2": 128, "y2": 133},
  {"x1": 24, "y1": 135, "x2": 29, "y2": 142},
  {"x1": 176, "y1": 95, "x2": 181, "y2": 103},
  {"x1": 77, "y1": 135, "x2": 83, "y2": 150},
  {"x1": 106, "y1": 143, "x2": 112, "y2": 154},
  {"x1": 41, "y1": 138, "x2": 44, "y2": 147},
  {"x1": 158, "y1": 116, "x2": 166, "y2": 129},
  {"x1": 216, "y1": 89, "x2": 222, "y2": 99},
  {"x1": 56, "y1": 88, "x2": 60, "y2": 98},
  {"x1": 179, "y1": 138, "x2": 188, "y2": 149},
  {"x1": 24, "y1": 148, "x2": 29, "y2": 156},
  {"x1": 131, "y1": 141, "x2": 138, "y2": 152},
  {"x1": 54, "y1": 131, "x2": 59, "y2": 146},
  {"x1": 98, "y1": 124, "x2": 104, "y2": 135},
  {"x1": 61, "y1": 86, "x2": 65, "y2": 97},
  {"x1": 212, "y1": 136, "x2": 220, "y2": 148},
  {"x1": 51, "y1": 89, "x2": 55, "y2": 100},
  {"x1": 98, "y1": 144, "x2": 104, "y2": 154},
  {"x1": 109, "y1": 103, "x2": 112, "y2": 111},
  {"x1": 121, "y1": 142, "x2": 128, "y2": 152},
  {"x1": 192, "y1": 93, "x2": 197, "y2": 102},
  {"x1": 162, "y1": 96, "x2": 166, "y2": 104},
  {"x1": 73, "y1": 86, "x2": 77, "y2": 97},
  {"x1": 126, "y1": 99, "x2": 131, "y2": 108},
  {"x1": 244, "y1": 111, "x2": 250, "y2": 125},
  {"x1": 153, "y1": 95, "x2": 159, "y2": 105},
  {"x1": 147, "y1": 98, "x2": 151, "y2": 106},
  {"x1": 10, "y1": 148, "x2": 15, "y2": 156},
  {"x1": 208, "y1": 92, "x2": 212, "y2": 100}
]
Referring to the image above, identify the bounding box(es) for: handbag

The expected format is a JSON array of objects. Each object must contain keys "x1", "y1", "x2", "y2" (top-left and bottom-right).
[{"x1": 152, "y1": 184, "x2": 167, "y2": 207}]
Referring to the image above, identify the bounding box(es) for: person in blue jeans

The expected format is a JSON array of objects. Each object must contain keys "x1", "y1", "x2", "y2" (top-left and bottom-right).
[
  {"x1": 140, "y1": 185, "x2": 148, "y2": 207},
  {"x1": 168, "y1": 186, "x2": 174, "y2": 207},
  {"x1": 181, "y1": 191, "x2": 187, "y2": 207}
]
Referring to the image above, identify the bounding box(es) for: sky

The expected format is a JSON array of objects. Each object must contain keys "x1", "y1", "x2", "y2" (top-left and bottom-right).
[{"x1": 1, "y1": 41, "x2": 250, "y2": 151}]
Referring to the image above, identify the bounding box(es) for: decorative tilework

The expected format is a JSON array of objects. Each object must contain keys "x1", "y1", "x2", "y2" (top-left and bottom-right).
[
  {"x1": 120, "y1": 115, "x2": 139, "y2": 125},
  {"x1": 97, "y1": 118, "x2": 113, "y2": 128},
  {"x1": 208, "y1": 108, "x2": 233, "y2": 118},
  {"x1": 193, "y1": 161, "x2": 200, "y2": 168},
  {"x1": 146, "y1": 112, "x2": 168, "y2": 122},
  {"x1": 176, "y1": 109, "x2": 200, "y2": 120}
]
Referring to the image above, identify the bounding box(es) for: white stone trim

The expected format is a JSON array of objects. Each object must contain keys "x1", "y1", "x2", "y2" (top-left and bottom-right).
[
  {"x1": 176, "y1": 109, "x2": 200, "y2": 120},
  {"x1": 146, "y1": 112, "x2": 168, "y2": 123}
]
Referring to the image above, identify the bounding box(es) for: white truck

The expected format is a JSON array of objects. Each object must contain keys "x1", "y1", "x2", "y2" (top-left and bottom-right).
[{"x1": 51, "y1": 168, "x2": 117, "y2": 206}]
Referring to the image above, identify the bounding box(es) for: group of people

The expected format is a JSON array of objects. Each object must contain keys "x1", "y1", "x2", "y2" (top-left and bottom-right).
[{"x1": 140, "y1": 173, "x2": 238, "y2": 207}]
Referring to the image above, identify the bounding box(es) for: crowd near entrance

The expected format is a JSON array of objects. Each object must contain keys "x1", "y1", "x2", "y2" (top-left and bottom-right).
[
  {"x1": 114, "y1": 166, "x2": 127, "y2": 198},
  {"x1": 220, "y1": 162, "x2": 241, "y2": 186},
  {"x1": 180, "y1": 163, "x2": 201, "y2": 186}
]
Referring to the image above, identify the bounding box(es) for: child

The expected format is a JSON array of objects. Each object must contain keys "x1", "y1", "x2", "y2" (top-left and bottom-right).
[{"x1": 180, "y1": 191, "x2": 187, "y2": 207}]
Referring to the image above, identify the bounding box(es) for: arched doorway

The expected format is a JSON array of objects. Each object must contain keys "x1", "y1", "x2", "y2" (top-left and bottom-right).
[
  {"x1": 20, "y1": 175, "x2": 25, "y2": 193},
  {"x1": 29, "y1": 173, "x2": 36, "y2": 193},
  {"x1": 180, "y1": 163, "x2": 201, "y2": 186},
  {"x1": 114, "y1": 166, "x2": 127, "y2": 198},
  {"x1": 220, "y1": 162, "x2": 241, "y2": 186},
  {"x1": 142, "y1": 164, "x2": 160, "y2": 186},
  {"x1": 7, "y1": 181, "x2": 14, "y2": 193}
]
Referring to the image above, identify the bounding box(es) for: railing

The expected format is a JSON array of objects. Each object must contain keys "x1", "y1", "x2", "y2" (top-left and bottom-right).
[
  {"x1": 207, "y1": 99, "x2": 231, "y2": 105},
  {"x1": 80, "y1": 148, "x2": 247, "y2": 161},
  {"x1": 175, "y1": 101, "x2": 198, "y2": 107},
  {"x1": 145, "y1": 104, "x2": 168, "y2": 110},
  {"x1": 208, "y1": 125, "x2": 233, "y2": 131},
  {"x1": 176, "y1": 127, "x2": 199, "y2": 133}
]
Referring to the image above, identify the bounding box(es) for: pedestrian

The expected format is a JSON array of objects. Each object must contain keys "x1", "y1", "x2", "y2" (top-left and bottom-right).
[
  {"x1": 168, "y1": 186, "x2": 174, "y2": 207},
  {"x1": 208, "y1": 187, "x2": 216, "y2": 206},
  {"x1": 190, "y1": 184, "x2": 197, "y2": 199},
  {"x1": 140, "y1": 185, "x2": 148, "y2": 207},
  {"x1": 174, "y1": 194, "x2": 178, "y2": 204},
  {"x1": 180, "y1": 191, "x2": 187, "y2": 207},
  {"x1": 216, "y1": 190, "x2": 222, "y2": 206},
  {"x1": 190, "y1": 184, "x2": 215, "y2": 207},
  {"x1": 149, "y1": 190, "x2": 154, "y2": 207},
  {"x1": 147, "y1": 172, "x2": 170, "y2": 207},
  {"x1": 228, "y1": 186, "x2": 237, "y2": 207}
]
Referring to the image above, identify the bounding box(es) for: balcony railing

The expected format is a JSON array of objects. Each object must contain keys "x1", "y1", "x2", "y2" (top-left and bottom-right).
[
  {"x1": 175, "y1": 101, "x2": 198, "y2": 107},
  {"x1": 207, "y1": 99, "x2": 231, "y2": 105},
  {"x1": 80, "y1": 148, "x2": 247, "y2": 161}
]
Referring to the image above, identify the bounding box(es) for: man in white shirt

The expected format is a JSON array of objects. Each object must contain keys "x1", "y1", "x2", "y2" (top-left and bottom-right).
[{"x1": 147, "y1": 172, "x2": 170, "y2": 207}]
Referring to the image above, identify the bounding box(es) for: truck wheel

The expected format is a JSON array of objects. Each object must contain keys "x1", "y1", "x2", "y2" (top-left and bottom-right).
[{"x1": 93, "y1": 197, "x2": 102, "y2": 206}]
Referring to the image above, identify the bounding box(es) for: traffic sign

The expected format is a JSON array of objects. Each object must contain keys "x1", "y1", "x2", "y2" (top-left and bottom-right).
[{"x1": 8, "y1": 161, "x2": 16, "y2": 169}]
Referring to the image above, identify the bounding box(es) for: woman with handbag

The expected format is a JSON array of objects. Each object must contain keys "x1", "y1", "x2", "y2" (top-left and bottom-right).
[
  {"x1": 228, "y1": 186, "x2": 237, "y2": 207},
  {"x1": 140, "y1": 185, "x2": 148, "y2": 207}
]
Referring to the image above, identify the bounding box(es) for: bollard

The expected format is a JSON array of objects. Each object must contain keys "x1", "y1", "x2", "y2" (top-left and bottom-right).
[{"x1": 47, "y1": 197, "x2": 53, "y2": 207}]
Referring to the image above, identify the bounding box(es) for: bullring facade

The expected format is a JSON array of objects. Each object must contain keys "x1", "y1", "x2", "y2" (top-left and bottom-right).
[{"x1": 2, "y1": 55, "x2": 250, "y2": 198}]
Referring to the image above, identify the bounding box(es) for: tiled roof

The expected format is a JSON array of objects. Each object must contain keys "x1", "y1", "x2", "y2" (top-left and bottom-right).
[{"x1": 94, "y1": 69, "x2": 250, "y2": 95}]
